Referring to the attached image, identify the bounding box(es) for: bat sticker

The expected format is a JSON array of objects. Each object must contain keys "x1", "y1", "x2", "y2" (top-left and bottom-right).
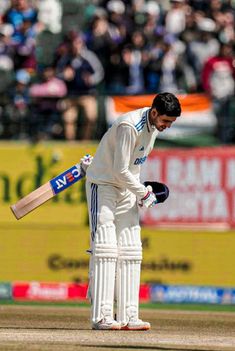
[{"x1": 50, "y1": 165, "x2": 84, "y2": 195}]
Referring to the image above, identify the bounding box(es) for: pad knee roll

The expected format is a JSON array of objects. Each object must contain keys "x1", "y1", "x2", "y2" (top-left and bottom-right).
[{"x1": 118, "y1": 225, "x2": 142, "y2": 261}]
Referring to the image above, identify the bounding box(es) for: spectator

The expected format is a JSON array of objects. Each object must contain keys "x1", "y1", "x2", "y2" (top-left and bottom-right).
[
  {"x1": 107, "y1": 38, "x2": 146, "y2": 95},
  {"x1": 159, "y1": 38, "x2": 184, "y2": 93},
  {"x1": 164, "y1": 0, "x2": 187, "y2": 37},
  {"x1": 0, "y1": 23, "x2": 14, "y2": 93},
  {"x1": 37, "y1": 0, "x2": 62, "y2": 34},
  {"x1": 217, "y1": 10, "x2": 235, "y2": 44},
  {"x1": 106, "y1": 0, "x2": 130, "y2": 45},
  {"x1": 3, "y1": 0, "x2": 38, "y2": 41},
  {"x1": 11, "y1": 16, "x2": 37, "y2": 71},
  {"x1": 142, "y1": 35, "x2": 164, "y2": 93},
  {"x1": 29, "y1": 66, "x2": 67, "y2": 98},
  {"x1": 8, "y1": 68, "x2": 31, "y2": 139},
  {"x1": 187, "y1": 16, "x2": 220, "y2": 90},
  {"x1": 54, "y1": 30, "x2": 76, "y2": 66},
  {"x1": 125, "y1": 30, "x2": 147, "y2": 94},
  {"x1": 3, "y1": 0, "x2": 38, "y2": 71},
  {"x1": 105, "y1": 45, "x2": 129, "y2": 94},
  {"x1": 161, "y1": 34, "x2": 197, "y2": 93},
  {"x1": 121, "y1": 43, "x2": 144, "y2": 94},
  {"x1": 29, "y1": 65, "x2": 67, "y2": 140},
  {"x1": 85, "y1": 9, "x2": 116, "y2": 84},
  {"x1": 142, "y1": 0, "x2": 163, "y2": 44},
  {"x1": 202, "y1": 41, "x2": 235, "y2": 143},
  {"x1": 56, "y1": 32, "x2": 104, "y2": 140},
  {"x1": 180, "y1": 4, "x2": 198, "y2": 45}
]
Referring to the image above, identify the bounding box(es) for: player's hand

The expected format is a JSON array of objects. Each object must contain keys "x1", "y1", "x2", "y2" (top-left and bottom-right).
[
  {"x1": 139, "y1": 185, "x2": 157, "y2": 208},
  {"x1": 80, "y1": 154, "x2": 93, "y2": 175}
]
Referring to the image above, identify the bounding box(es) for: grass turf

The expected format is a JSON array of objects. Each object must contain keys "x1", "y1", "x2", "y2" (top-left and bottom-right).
[{"x1": 1, "y1": 299, "x2": 235, "y2": 312}]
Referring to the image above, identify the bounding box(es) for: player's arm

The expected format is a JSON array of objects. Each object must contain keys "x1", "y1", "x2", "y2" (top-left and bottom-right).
[{"x1": 113, "y1": 124, "x2": 149, "y2": 200}]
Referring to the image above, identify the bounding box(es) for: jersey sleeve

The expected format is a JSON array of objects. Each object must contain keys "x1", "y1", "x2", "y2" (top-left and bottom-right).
[{"x1": 113, "y1": 123, "x2": 147, "y2": 198}]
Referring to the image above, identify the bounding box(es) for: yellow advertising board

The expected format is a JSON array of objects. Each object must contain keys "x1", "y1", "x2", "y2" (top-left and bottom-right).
[
  {"x1": 0, "y1": 142, "x2": 96, "y2": 282},
  {"x1": 141, "y1": 229, "x2": 235, "y2": 287},
  {"x1": 0, "y1": 142, "x2": 235, "y2": 287},
  {"x1": 0, "y1": 141, "x2": 97, "y2": 225},
  {"x1": 1, "y1": 225, "x2": 235, "y2": 287}
]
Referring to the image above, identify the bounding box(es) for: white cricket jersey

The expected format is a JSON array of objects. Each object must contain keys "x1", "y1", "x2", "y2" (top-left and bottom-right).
[{"x1": 86, "y1": 107, "x2": 159, "y2": 198}]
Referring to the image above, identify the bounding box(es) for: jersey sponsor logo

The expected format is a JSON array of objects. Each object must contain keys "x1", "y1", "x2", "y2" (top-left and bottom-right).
[
  {"x1": 50, "y1": 165, "x2": 83, "y2": 194},
  {"x1": 134, "y1": 156, "x2": 147, "y2": 165}
]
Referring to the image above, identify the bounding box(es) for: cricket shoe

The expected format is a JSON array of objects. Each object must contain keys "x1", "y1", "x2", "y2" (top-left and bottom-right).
[
  {"x1": 92, "y1": 319, "x2": 121, "y2": 330},
  {"x1": 121, "y1": 319, "x2": 151, "y2": 331}
]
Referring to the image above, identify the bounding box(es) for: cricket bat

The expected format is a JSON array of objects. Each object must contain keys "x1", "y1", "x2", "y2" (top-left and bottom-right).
[{"x1": 10, "y1": 163, "x2": 84, "y2": 220}]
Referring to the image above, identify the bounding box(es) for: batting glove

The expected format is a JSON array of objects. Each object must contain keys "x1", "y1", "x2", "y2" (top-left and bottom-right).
[
  {"x1": 80, "y1": 154, "x2": 93, "y2": 175},
  {"x1": 139, "y1": 185, "x2": 157, "y2": 208}
]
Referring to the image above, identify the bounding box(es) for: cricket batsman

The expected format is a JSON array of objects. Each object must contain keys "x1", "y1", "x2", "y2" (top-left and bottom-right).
[{"x1": 83, "y1": 92, "x2": 181, "y2": 330}]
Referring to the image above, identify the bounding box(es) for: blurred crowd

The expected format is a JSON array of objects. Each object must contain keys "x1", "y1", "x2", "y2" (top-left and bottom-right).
[{"x1": 0, "y1": 0, "x2": 234, "y2": 142}]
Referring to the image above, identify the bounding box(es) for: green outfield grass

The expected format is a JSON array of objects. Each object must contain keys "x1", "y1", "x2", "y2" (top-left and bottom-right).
[{"x1": 1, "y1": 300, "x2": 235, "y2": 312}]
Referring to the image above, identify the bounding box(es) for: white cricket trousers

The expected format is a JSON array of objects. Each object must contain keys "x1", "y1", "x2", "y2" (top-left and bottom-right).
[{"x1": 86, "y1": 181, "x2": 143, "y2": 326}]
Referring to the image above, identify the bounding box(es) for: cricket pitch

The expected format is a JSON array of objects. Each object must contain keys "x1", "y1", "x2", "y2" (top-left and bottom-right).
[{"x1": 0, "y1": 305, "x2": 235, "y2": 350}]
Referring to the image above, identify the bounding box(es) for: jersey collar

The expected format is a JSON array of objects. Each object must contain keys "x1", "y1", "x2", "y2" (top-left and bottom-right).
[{"x1": 147, "y1": 108, "x2": 156, "y2": 132}]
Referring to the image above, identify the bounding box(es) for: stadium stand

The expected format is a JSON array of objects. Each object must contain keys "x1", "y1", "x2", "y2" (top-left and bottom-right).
[{"x1": 0, "y1": 0, "x2": 234, "y2": 143}]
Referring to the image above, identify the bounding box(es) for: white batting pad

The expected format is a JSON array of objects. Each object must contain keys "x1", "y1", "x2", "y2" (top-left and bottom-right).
[
  {"x1": 90, "y1": 222, "x2": 118, "y2": 324},
  {"x1": 116, "y1": 225, "x2": 142, "y2": 325}
]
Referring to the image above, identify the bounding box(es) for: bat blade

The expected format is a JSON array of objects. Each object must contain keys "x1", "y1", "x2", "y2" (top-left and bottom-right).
[
  {"x1": 10, "y1": 164, "x2": 84, "y2": 220},
  {"x1": 10, "y1": 182, "x2": 54, "y2": 219}
]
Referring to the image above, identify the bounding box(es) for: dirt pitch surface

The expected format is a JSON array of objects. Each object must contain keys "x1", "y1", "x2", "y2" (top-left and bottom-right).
[{"x1": 0, "y1": 305, "x2": 235, "y2": 351}]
